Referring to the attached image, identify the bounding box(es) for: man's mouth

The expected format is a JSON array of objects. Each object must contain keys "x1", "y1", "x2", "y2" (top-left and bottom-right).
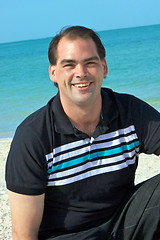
[{"x1": 73, "y1": 82, "x2": 91, "y2": 88}]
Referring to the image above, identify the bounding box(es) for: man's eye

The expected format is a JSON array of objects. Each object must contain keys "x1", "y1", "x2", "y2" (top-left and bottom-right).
[
  {"x1": 64, "y1": 64, "x2": 74, "y2": 68},
  {"x1": 87, "y1": 61, "x2": 97, "y2": 66}
]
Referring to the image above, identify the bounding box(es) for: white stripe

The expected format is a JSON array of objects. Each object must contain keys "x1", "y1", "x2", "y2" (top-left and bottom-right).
[
  {"x1": 94, "y1": 125, "x2": 136, "y2": 142},
  {"x1": 46, "y1": 132, "x2": 138, "y2": 167},
  {"x1": 46, "y1": 152, "x2": 54, "y2": 161},
  {"x1": 54, "y1": 139, "x2": 89, "y2": 155},
  {"x1": 47, "y1": 158, "x2": 136, "y2": 186},
  {"x1": 45, "y1": 138, "x2": 89, "y2": 161},
  {"x1": 88, "y1": 133, "x2": 138, "y2": 152},
  {"x1": 45, "y1": 125, "x2": 136, "y2": 161},
  {"x1": 48, "y1": 148, "x2": 139, "y2": 180},
  {"x1": 46, "y1": 133, "x2": 138, "y2": 167}
]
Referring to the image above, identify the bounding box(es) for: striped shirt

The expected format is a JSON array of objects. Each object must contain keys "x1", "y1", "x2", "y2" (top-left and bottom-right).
[
  {"x1": 6, "y1": 88, "x2": 160, "y2": 239},
  {"x1": 46, "y1": 125, "x2": 140, "y2": 187}
]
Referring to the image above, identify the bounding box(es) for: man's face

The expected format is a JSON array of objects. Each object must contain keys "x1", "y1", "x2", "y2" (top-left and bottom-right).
[{"x1": 49, "y1": 37, "x2": 108, "y2": 107}]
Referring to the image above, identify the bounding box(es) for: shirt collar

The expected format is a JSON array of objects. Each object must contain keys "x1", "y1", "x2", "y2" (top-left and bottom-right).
[
  {"x1": 51, "y1": 88, "x2": 119, "y2": 136},
  {"x1": 51, "y1": 92, "x2": 74, "y2": 134},
  {"x1": 101, "y1": 88, "x2": 119, "y2": 126}
]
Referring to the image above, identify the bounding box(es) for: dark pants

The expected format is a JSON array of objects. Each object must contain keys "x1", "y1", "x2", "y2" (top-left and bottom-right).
[{"x1": 48, "y1": 174, "x2": 160, "y2": 240}]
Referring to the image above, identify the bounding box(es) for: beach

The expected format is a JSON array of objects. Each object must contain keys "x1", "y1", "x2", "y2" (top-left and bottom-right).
[
  {"x1": 0, "y1": 138, "x2": 160, "y2": 238},
  {"x1": 0, "y1": 139, "x2": 12, "y2": 239}
]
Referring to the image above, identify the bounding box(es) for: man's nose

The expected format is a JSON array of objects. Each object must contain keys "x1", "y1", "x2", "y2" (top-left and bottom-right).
[{"x1": 75, "y1": 64, "x2": 87, "y2": 78}]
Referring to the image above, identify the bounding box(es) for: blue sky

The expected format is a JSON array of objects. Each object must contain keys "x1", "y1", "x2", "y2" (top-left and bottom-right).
[{"x1": 0, "y1": 0, "x2": 160, "y2": 43}]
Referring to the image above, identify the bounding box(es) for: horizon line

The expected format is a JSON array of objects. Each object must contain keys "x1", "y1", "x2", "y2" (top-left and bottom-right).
[{"x1": 0, "y1": 23, "x2": 159, "y2": 45}]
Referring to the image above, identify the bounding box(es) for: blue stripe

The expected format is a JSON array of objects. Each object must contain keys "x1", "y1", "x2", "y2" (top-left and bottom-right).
[{"x1": 47, "y1": 140, "x2": 140, "y2": 174}]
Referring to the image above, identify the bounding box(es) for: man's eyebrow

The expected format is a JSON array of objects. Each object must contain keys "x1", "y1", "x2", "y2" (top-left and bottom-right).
[
  {"x1": 60, "y1": 59, "x2": 76, "y2": 65},
  {"x1": 83, "y1": 56, "x2": 99, "y2": 62},
  {"x1": 60, "y1": 56, "x2": 100, "y2": 65}
]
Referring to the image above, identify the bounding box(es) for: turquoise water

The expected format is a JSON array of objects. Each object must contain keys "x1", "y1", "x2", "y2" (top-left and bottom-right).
[{"x1": 0, "y1": 24, "x2": 160, "y2": 138}]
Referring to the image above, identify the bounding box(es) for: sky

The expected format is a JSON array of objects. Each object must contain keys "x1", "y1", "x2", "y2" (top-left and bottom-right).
[{"x1": 0, "y1": 0, "x2": 160, "y2": 44}]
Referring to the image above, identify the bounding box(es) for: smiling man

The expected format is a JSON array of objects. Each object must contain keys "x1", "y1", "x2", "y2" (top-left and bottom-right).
[
  {"x1": 49, "y1": 36, "x2": 108, "y2": 137},
  {"x1": 6, "y1": 26, "x2": 160, "y2": 240}
]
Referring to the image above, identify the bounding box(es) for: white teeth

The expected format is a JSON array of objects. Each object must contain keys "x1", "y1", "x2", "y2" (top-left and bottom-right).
[{"x1": 74, "y1": 83, "x2": 90, "y2": 88}]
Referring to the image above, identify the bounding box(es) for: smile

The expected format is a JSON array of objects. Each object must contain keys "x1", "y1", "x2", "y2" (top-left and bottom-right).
[{"x1": 73, "y1": 82, "x2": 91, "y2": 88}]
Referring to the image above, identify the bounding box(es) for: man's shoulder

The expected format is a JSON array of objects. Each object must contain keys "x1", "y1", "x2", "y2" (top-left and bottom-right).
[
  {"x1": 102, "y1": 87, "x2": 160, "y2": 119},
  {"x1": 102, "y1": 87, "x2": 142, "y2": 107},
  {"x1": 19, "y1": 104, "x2": 49, "y2": 128},
  {"x1": 102, "y1": 87, "x2": 138, "y2": 99},
  {"x1": 15, "y1": 97, "x2": 55, "y2": 139}
]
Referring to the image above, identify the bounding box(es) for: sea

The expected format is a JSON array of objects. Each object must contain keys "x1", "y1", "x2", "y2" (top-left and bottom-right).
[{"x1": 0, "y1": 24, "x2": 160, "y2": 138}]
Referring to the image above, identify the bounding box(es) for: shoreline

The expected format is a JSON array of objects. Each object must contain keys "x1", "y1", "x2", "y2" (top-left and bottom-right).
[{"x1": 0, "y1": 138, "x2": 160, "y2": 238}]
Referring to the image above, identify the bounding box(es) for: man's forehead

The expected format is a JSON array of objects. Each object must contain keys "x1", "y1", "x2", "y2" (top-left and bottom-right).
[
  {"x1": 58, "y1": 35, "x2": 94, "y2": 45},
  {"x1": 57, "y1": 36, "x2": 99, "y2": 60}
]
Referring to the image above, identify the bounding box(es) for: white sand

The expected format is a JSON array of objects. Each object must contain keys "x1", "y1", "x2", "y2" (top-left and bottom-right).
[
  {"x1": 0, "y1": 138, "x2": 160, "y2": 239},
  {"x1": 0, "y1": 139, "x2": 12, "y2": 239}
]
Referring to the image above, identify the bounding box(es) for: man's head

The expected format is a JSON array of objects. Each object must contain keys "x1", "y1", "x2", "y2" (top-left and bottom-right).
[
  {"x1": 48, "y1": 26, "x2": 108, "y2": 108},
  {"x1": 48, "y1": 26, "x2": 106, "y2": 66}
]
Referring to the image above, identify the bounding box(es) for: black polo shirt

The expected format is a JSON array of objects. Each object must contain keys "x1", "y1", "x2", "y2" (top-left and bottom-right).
[{"x1": 6, "y1": 88, "x2": 160, "y2": 239}]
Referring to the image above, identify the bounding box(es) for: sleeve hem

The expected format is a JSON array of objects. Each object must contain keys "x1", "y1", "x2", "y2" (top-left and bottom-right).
[{"x1": 6, "y1": 184, "x2": 45, "y2": 196}]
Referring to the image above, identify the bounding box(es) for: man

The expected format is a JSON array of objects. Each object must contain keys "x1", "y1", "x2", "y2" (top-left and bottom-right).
[{"x1": 6, "y1": 26, "x2": 160, "y2": 240}]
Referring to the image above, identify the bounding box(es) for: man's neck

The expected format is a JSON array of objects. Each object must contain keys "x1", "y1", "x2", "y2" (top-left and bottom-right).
[{"x1": 61, "y1": 97, "x2": 102, "y2": 137}]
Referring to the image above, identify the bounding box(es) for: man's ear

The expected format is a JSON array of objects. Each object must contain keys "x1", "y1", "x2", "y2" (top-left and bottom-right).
[
  {"x1": 103, "y1": 59, "x2": 108, "y2": 78},
  {"x1": 49, "y1": 65, "x2": 57, "y2": 83}
]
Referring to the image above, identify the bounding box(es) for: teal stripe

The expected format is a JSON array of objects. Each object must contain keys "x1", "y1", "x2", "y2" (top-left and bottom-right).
[{"x1": 47, "y1": 140, "x2": 140, "y2": 174}]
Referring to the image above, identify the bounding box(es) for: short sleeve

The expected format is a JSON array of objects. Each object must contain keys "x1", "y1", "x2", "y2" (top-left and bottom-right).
[
  {"x1": 133, "y1": 98, "x2": 160, "y2": 156},
  {"x1": 5, "y1": 124, "x2": 48, "y2": 195}
]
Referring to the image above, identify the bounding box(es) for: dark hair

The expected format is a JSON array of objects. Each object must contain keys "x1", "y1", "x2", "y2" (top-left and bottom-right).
[{"x1": 48, "y1": 26, "x2": 106, "y2": 65}]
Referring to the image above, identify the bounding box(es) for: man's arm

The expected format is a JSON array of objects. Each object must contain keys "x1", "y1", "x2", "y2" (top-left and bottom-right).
[{"x1": 8, "y1": 190, "x2": 45, "y2": 240}]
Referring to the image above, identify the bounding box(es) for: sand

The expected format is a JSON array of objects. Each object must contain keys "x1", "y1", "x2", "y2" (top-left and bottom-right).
[
  {"x1": 0, "y1": 138, "x2": 160, "y2": 239},
  {"x1": 0, "y1": 139, "x2": 12, "y2": 239}
]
